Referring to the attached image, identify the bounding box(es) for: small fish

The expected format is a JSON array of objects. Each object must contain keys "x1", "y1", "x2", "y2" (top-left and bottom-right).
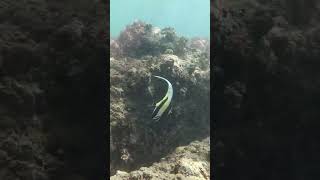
[{"x1": 151, "y1": 75, "x2": 173, "y2": 121}]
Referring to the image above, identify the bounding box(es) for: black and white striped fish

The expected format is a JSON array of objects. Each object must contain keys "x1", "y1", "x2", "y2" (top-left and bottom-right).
[{"x1": 151, "y1": 75, "x2": 173, "y2": 121}]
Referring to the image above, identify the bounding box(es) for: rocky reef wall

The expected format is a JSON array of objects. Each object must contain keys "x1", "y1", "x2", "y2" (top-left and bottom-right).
[
  {"x1": 0, "y1": 0, "x2": 107, "y2": 179},
  {"x1": 110, "y1": 23, "x2": 210, "y2": 175},
  {"x1": 111, "y1": 137, "x2": 210, "y2": 180},
  {"x1": 213, "y1": 0, "x2": 320, "y2": 179}
]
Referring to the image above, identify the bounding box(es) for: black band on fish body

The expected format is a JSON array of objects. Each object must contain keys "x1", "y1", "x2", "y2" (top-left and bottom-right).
[{"x1": 151, "y1": 96, "x2": 168, "y2": 119}]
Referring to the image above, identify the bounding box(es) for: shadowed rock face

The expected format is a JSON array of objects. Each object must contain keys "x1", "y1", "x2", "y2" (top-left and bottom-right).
[
  {"x1": 213, "y1": 0, "x2": 320, "y2": 180},
  {"x1": 110, "y1": 50, "x2": 210, "y2": 176},
  {"x1": 111, "y1": 137, "x2": 210, "y2": 180},
  {"x1": 0, "y1": 0, "x2": 107, "y2": 179},
  {"x1": 284, "y1": 0, "x2": 318, "y2": 26},
  {"x1": 109, "y1": 20, "x2": 210, "y2": 177}
]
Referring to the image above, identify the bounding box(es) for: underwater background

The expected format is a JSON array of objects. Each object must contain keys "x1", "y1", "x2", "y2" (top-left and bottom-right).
[
  {"x1": 0, "y1": 0, "x2": 318, "y2": 179},
  {"x1": 110, "y1": 0, "x2": 210, "y2": 179},
  {"x1": 110, "y1": 0, "x2": 210, "y2": 38}
]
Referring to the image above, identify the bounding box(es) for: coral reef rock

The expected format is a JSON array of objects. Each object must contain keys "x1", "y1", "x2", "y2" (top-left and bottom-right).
[
  {"x1": 110, "y1": 31, "x2": 210, "y2": 177},
  {"x1": 213, "y1": 0, "x2": 320, "y2": 179},
  {"x1": 0, "y1": 0, "x2": 107, "y2": 179},
  {"x1": 111, "y1": 137, "x2": 210, "y2": 180}
]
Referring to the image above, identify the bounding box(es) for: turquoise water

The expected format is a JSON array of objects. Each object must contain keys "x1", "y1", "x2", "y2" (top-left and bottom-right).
[{"x1": 110, "y1": 0, "x2": 210, "y2": 38}]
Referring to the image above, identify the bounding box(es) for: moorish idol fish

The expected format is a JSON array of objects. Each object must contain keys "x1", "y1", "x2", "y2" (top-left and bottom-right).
[{"x1": 151, "y1": 75, "x2": 173, "y2": 121}]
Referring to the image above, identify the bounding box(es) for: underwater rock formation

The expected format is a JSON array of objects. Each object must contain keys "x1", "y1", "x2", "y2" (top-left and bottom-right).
[
  {"x1": 110, "y1": 28, "x2": 210, "y2": 176},
  {"x1": 213, "y1": 0, "x2": 320, "y2": 179},
  {"x1": 0, "y1": 0, "x2": 107, "y2": 179},
  {"x1": 113, "y1": 21, "x2": 202, "y2": 59},
  {"x1": 111, "y1": 137, "x2": 210, "y2": 180}
]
